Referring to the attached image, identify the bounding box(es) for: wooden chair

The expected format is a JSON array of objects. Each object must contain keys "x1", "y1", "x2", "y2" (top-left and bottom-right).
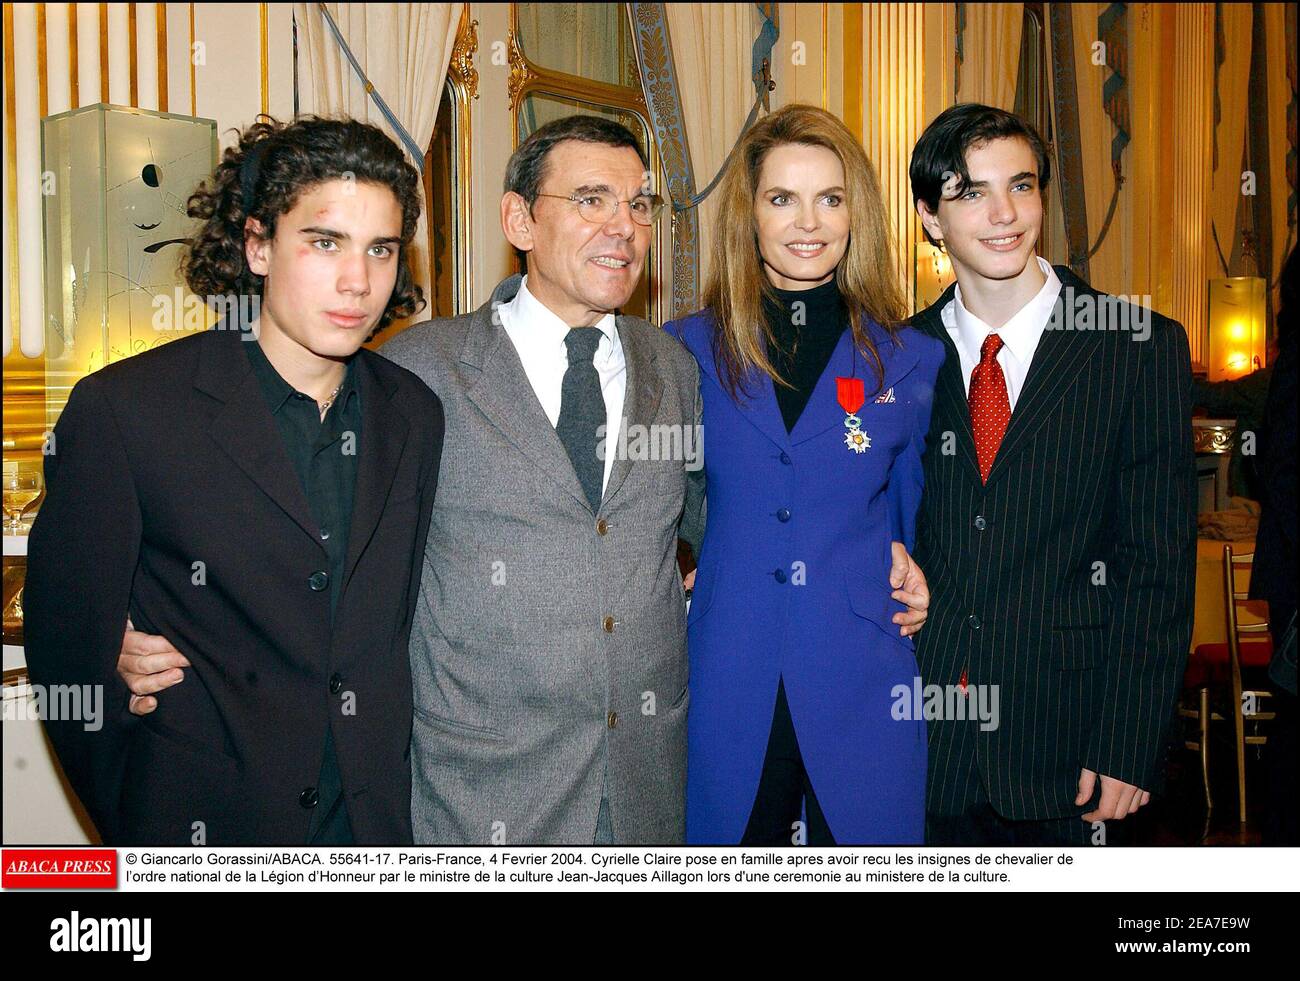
[{"x1": 1181, "y1": 544, "x2": 1275, "y2": 828}]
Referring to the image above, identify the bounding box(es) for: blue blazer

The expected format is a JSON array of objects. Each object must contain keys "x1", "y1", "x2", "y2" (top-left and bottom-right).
[{"x1": 665, "y1": 309, "x2": 945, "y2": 844}]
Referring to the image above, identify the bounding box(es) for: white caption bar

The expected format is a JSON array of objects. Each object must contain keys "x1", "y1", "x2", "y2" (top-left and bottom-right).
[{"x1": 103, "y1": 846, "x2": 1300, "y2": 892}]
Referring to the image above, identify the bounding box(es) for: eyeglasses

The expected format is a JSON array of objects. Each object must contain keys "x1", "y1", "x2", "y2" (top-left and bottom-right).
[{"x1": 534, "y1": 189, "x2": 666, "y2": 226}]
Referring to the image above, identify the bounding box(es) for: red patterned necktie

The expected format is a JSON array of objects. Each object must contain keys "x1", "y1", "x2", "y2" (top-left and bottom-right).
[{"x1": 968, "y1": 332, "x2": 1010, "y2": 484}]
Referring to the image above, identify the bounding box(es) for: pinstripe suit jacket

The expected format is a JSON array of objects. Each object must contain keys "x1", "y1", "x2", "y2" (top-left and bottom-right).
[{"x1": 910, "y1": 267, "x2": 1197, "y2": 821}]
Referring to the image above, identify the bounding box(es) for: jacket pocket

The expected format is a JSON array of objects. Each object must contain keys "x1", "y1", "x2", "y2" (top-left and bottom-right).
[
  {"x1": 413, "y1": 704, "x2": 506, "y2": 742},
  {"x1": 844, "y1": 563, "x2": 914, "y2": 651},
  {"x1": 667, "y1": 684, "x2": 690, "y2": 713},
  {"x1": 137, "y1": 715, "x2": 244, "y2": 772}
]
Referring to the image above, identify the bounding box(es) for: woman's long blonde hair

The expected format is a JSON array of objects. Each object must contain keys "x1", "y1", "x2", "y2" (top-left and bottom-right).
[{"x1": 702, "y1": 103, "x2": 908, "y2": 400}]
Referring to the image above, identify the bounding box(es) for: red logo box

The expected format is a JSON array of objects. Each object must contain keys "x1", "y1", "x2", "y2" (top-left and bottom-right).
[{"x1": 2, "y1": 849, "x2": 117, "y2": 889}]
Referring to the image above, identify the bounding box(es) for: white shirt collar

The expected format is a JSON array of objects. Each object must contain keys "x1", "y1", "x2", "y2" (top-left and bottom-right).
[
  {"x1": 951, "y1": 256, "x2": 1060, "y2": 365},
  {"x1": 513, "y1": 274, "x2": 618, "y2": 352}
]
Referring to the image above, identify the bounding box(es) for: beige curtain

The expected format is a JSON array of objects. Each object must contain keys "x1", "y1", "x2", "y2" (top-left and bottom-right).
[
  {"x1": 295, "y1": 3, "x2": 463, "y2": 327},
  {"x1": 1065, "y1": 1, "x2": 1129, "y2": 298},
  {"x1": 860, "y1": 3, "x2": 932, "y2": 312},
  {"x1": 664, "y1": 3, "x2": 762, "y2": 288},
  {"x1": 1050, "y1": 2, "x2": 1213, "y2": 363},
  {"x1": 1210, "y1": 3, "x2": 1253, "y2": 277},
  {"x1": 957, "y1": 2, "x2": 1024, "y2": 110}
]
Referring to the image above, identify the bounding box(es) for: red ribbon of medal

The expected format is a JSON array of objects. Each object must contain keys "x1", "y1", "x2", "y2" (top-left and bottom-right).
[
  {"x1": 836, "y1": 377, "x2": 865, "y2": 416},
  {"x1": 837, "y1": 377, "x2": 871, "y2": 453}
]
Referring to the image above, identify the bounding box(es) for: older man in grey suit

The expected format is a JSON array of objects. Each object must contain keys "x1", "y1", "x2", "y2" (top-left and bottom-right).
[{"x1": 380, "y1": 116, "x2": 703, "y2": 844}]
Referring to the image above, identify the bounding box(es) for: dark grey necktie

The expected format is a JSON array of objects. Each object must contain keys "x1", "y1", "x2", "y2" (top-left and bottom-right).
[{"x1": 556, "y1": 327, "x2": 605, "y2": 511}]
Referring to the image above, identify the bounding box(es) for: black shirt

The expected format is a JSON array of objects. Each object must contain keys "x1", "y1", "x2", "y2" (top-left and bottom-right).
[
  {"x1": 764, "y1": 277, "x2": 849, "y2": 432},
  {"x1": 244, "y1": 338, "x2": 361, "y2": 615},
  {"x1": 243, "y1": 336, "x2": 361, "y2": 844}
]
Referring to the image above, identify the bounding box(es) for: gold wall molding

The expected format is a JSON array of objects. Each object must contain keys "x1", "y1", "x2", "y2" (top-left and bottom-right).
[
  {"x1": 450, "y1": 12, "x2": 478, "y2": 101},
  {"x1": 157, "y1": 1, "x2": 167, "y2": 111},
  {"x1": 5, "y1": 4, "x2": 21, "y2": 359},
  {"x1": 129, "y1": 2, "x2": 138, "y2": 106},
  {"x1": 506, "y1": 28, "x2": 534, "y2": 112},
  {"x1": 99, "y1": 1, "x2": 109, "y2": 103},
  {"x1": 259, "y1": 3, "x2": 268, "y2": 116},
  {"x1": 843, "y1": 1, "x2": 862, "y2": 142},
  {"x1": 188, "y1": 1, "x2": 194, "y2": 116},
  {"x1": 37, "y1": 5, "x2": 49, "y2": 117},
  {"x1": 445, "y1": 5, "x2": 477, "y2": 312}
]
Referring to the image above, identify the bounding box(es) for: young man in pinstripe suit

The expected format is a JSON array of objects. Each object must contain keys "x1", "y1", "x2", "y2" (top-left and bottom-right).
[{"x1": 908, "y1": 104, "x2": 1197, "y2": 845}]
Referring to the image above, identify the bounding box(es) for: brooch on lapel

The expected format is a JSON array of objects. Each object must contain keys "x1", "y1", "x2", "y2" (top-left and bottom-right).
[
  {"x1": 837, "y1": 377, "x2": 871, "y2": 454},
  {"x1": 874, "y1": 386, "x2": 896, "y2": 404}
]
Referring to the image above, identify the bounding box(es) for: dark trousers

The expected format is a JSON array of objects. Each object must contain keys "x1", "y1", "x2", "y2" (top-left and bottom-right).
[
  {"x1": 742, "y1": 679, "x2": 836, "y2": 845},
  {"x1": 1263, "y1": 691, "x2": 1298, "y2": 844},
  {"x1": 925, "y1": 801, "x2": 1121, "y2": 846},
  {"x1": 925, "y1": 761, "x2": 1133, "y2": 846},
  {"x1": 1263, "y1": 603, "x2": 1298, "y2": 845}
]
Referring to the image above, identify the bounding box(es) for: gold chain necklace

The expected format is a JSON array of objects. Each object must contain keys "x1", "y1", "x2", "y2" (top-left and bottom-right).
[{"x1": 318, "y1": 382, "x2": 344, "y2": 416}]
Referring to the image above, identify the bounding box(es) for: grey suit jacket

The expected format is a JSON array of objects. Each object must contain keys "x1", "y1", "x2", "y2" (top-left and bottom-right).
[{"x1": 381, "y1": 275, "x2": 705, "y2": 844}]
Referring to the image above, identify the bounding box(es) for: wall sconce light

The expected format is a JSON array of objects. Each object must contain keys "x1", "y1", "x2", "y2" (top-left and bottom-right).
[{"x1": 1207, "y1": 277, "x2": 1266, "y2": 381}]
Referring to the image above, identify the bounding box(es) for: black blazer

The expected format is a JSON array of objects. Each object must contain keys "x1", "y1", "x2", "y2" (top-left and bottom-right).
[
  {"x1": 910, "y1": 266, "x2": 1197, "y2": 821},
  {"x1": 1250, "y1": 254, "x2": 1297, "y2": 613},
  {"x1": 1251, "y1": 252, "x2": 1297, "y2": 693},
  {"x1": 24, "y1": 326, "x2": 444, "y2": 845}
]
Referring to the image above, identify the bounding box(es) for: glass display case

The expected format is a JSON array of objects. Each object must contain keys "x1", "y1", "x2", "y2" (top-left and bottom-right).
[{"x1": 41, "y1": 103, "x2": 218, "y2": 429}]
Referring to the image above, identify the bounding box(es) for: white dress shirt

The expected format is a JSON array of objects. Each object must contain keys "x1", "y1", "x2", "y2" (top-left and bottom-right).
[
  {"x1": 941, "y1": 255, "x2": 1062, "y2": 410},
  {"x1": 497, "y1": 275, "x2": 627, "y2": 493}
]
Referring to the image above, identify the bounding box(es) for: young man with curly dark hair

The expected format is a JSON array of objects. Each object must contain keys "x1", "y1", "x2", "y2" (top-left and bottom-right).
[{"x1": 24, "y1": 115, "x2": 445, "y2": 845}]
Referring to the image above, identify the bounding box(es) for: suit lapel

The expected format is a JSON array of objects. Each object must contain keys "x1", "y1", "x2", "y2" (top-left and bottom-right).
[
  {"x1": 789, "y1": 326, "x2": 856, "y2": 446},
  {"x1": 342, "y1": 350, "x2": 410, "y2": 590},
  {"x1": 601, "y1": 318, "x2": 662, "y2": 509},
  {"x1": 912, "y1": 292, "x2": 982, "y2": 484},
  {"x1": 685, "y1": 318, "x2": 790, "y2": 452},
  {"x1": 461, "y1": 279, "x2": 591, "y2": 511},
  {"x1": 742, "y1": 365, "x2": 793, "y2": 451},
  {"x1": 198, "y1": 330, "x2": 322, "y2": 544},
  {"x1": 789, "y1": 320, "x2": 924, "y2": 446},
  {"x1": 984, "y1": 267, "x2": 1104, "y2": 487}
]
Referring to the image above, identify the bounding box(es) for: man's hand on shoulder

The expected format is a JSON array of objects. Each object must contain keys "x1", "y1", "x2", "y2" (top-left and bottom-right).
[{"x1": 890, "y1": 541, "x2": 930, "y2": 638}]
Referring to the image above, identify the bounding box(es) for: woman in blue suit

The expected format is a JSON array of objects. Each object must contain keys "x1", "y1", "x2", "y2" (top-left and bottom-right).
[{"x1": 666, "y1": 105, "x2": 944, "y2": 844}]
